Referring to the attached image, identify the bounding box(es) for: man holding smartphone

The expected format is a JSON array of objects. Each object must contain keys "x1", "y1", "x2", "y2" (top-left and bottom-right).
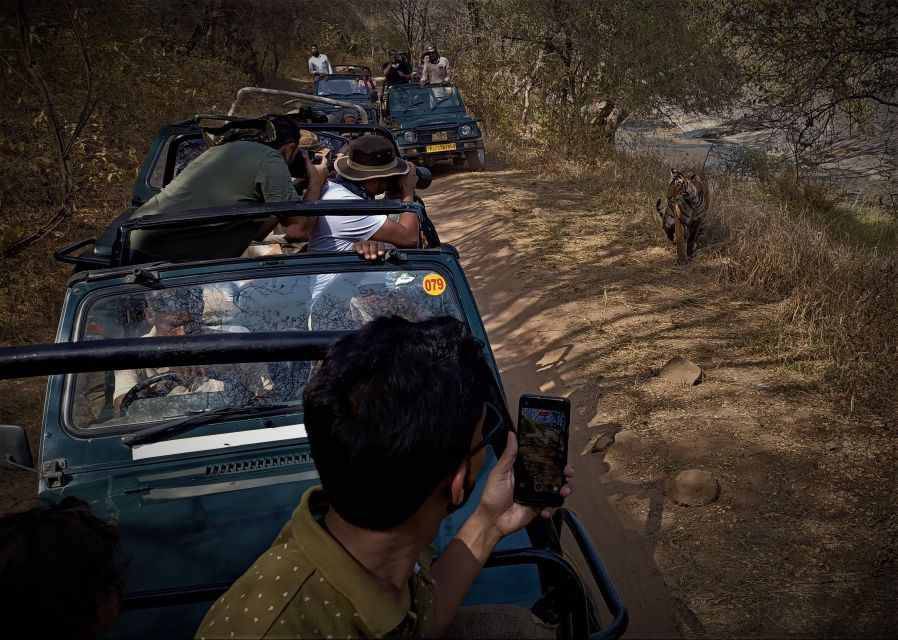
[{"x1": 196, "y1": 317, "x2": 574, "y2": 639}]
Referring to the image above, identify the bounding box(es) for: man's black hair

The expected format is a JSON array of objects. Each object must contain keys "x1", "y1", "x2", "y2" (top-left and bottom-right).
[
  {"x1": 303, "y1": 316, "x2": 493, "y2": 530},
  {"x1": 0, "y1": 496, "x2": 126, "y2": 638},
  {"x1": 262, "y1": 113, "x2": 301, "y2": 150}
]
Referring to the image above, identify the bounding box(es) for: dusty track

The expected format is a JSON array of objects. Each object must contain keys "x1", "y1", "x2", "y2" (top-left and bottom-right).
[
  {"x1": 423, "y1": 161, "x2": 896, "y2": 638},
  {"x1": 426, "y1": 166, "x2": 681, "y2": 638}
]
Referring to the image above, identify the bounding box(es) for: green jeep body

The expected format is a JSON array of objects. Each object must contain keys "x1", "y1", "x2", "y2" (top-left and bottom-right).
[
  {"x1": 383, "y1": 83, "x2": 486, "y2": 170},
  {"x1": 0, "y1": 116, "x2": 625, "y2": 639}
]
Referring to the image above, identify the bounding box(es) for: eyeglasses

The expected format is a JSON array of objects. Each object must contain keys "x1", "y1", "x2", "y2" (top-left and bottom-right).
[{"x1": 460, "y1": 402, "x2": 508, "y2": 464}]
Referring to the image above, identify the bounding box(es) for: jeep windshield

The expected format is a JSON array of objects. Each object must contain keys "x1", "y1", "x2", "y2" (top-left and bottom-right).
[
  {"x1": 70, "y1": 267, "x2": 462, "y2": 431},
  {"x1": 389, "y1": 85, "x2": 463, "y2": 115},
  {"x1": 316, "y1": 77, "x2": 369, "y2": 98}
]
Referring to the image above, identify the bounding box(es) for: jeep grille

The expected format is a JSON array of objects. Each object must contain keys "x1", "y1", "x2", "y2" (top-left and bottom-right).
[{"x1": 205, "y1": 453, "x2": 310, "y2": 476}]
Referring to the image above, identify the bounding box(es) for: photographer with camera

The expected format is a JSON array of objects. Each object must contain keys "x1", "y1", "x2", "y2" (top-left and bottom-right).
[
  {"x1": 382, "y1": 49, "x2": 412, "y2": 88},
  {"x1": 308, "y1": 135, "x2": 424, "y2": 253},
  {"x1": 129, "y1": 114, "x2": 327, "y2": 262}
]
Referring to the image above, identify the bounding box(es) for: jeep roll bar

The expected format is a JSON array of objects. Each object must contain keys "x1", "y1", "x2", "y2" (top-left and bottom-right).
[
  {"x1": 56, "y1": 199, "x2": 440, "y2": 270},
  {"x1": 0, "y1": 332, "x2": 350, "y2": 380},
  {"x1": 228, "y1": 87, "x2": 368, "y2": 123}
]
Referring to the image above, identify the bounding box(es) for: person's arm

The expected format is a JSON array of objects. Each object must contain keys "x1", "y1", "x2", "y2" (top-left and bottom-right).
[
  {"x1": 280, "y1": 152, "x2": 330, "y2": 241},
  {"x1": 444, "y1": 58, "x2": 452, "y2": 82},
  {"x1": 324, "y1": 55, "x2": 333, "y2": 75},
  {"x1": 255, "y1": 148, "x2": 326, "y2": 242},
  {"x1": 368, "y1": 162, "x2": 420, "y2": 247},
  {"x1": 308, "y1": 58, "x2": 315, "y2": 75},
  {"x1": 428, "y1": 433, "x2": 574, "y2": 637}
]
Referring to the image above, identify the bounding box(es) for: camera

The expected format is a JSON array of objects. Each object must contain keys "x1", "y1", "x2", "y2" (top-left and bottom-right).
[
  {"x1": 386, "y1": 165, "x2": 432, "y2": 194},
  {"x1": 296, "y1": 105, "x2": 329, "y2": 123},
  {"x1": 288, "y1": 148, "x2": 335, "y2": 181}
]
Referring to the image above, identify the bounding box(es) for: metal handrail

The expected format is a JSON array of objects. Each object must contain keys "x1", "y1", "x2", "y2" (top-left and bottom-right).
[
  {"x1": 0, "y1": 331, "x2": 351, "y2": 379},
  {"x1": 228, "y1": 87, "x2": 368, "y2": 123}
]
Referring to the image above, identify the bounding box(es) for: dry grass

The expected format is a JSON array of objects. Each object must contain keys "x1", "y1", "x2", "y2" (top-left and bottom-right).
[
  {"x1": 457, "y1": 152, "x2": 898, "y2": 637},
  {"x1": 488, "y1": 124, "x2": 898, "y2": 421},
  {"x1": 705, "y1": 175, "x2": 898, "y2": 417}
]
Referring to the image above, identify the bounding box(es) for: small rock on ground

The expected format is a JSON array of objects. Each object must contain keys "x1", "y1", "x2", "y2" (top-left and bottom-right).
[
  {"x1": 659, "y1": 357, "x2": 703, "y2": 386},
  {"x1": 580, "y1": 433, "x2": 615, "y2": 455},
  {"x1": 668, "y1": 469, "x2": 719, "y2": 506}
]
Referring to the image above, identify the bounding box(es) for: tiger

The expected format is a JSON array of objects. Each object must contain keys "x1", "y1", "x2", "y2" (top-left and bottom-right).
[{"x1": 655, "y1": 169, "x2": 708, "y2": 265}]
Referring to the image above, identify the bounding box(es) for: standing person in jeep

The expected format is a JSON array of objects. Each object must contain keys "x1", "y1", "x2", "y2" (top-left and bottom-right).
[
  {"x1": 382, "y1": 49, "x2": 412, "y2": 88},
  {"x1": 420, "y1": 45, "x2": 451, "y2": 85},
  {"x1": 308, "y1": 44, "x2": 333, "y2": 78}
]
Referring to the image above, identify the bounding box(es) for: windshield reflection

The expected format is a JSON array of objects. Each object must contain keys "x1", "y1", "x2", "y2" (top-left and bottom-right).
[{"x1": 71, "y1": 269, "x2": 462, "y2": 430}]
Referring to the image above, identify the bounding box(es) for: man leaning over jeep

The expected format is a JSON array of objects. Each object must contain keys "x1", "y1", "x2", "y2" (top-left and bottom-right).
[
  {"x1": 128, "y1": 115, "x2": 328, "y2": 262},
  {"x1": 196, "y1": 316, "x2": 574, "y2": 639}
]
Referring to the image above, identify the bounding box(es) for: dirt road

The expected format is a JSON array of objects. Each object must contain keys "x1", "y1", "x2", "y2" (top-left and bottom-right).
[
  {"x1": 426, "y1": 166, "x2": 681, "y2": 638},
  {"x1": 423, "y1": 162, "x2": 896, "y2": 638}
]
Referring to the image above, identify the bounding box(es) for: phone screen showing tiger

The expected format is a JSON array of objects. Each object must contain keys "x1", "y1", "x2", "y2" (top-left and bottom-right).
[{"x1": 513, "y1": 395, "x2": 570, "y2": 507}]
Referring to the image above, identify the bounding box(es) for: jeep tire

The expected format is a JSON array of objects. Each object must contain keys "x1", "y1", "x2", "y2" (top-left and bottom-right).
[{"x1": 466, "y1": 149, "x2": 486, "y2": 171}]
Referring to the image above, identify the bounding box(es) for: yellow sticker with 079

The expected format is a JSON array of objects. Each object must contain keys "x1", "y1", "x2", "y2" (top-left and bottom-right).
[{"x1": 422, "y1": 273, "x2": 447, "y2": 296}]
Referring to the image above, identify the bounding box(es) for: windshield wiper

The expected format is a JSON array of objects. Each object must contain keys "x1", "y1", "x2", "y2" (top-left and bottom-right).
[{"x1": 121, "y1": 403, "x2": 298, "y2": 447}]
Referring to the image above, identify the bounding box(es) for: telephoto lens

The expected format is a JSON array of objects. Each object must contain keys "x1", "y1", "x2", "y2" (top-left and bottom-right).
[{"x1": 387, "y1": 165, "x2": 432, "y2": 194}]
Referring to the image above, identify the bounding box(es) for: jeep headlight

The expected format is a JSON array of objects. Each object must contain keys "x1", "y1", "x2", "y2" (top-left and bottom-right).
[
  {"x1": 459, "y1": 124, "x2": 474, "y2": 137},
  {"x1": 403, "y1": 130, "x2": 417, "y2": 143}
]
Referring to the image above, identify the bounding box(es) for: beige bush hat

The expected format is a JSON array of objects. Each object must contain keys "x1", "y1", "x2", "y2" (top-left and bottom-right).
[{"x1": 333, "y1": 135, "x2": 409, "y2": 181}]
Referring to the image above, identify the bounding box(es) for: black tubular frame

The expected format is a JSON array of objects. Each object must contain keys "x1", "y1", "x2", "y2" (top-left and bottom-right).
[
  {"x1": 113, "y1": 200, "x2": 439, "y2": 266},
  {"x1": 487, "y1": 508, "x2": 628, "y2": 640},
  {"x1": 0, "y1": 331, "x2": 351, "y2": 380}
]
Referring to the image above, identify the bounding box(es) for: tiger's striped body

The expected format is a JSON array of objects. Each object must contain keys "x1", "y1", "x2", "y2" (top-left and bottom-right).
[{"x1": 655, "y1": 169, "x2": 708, "y2": 265}]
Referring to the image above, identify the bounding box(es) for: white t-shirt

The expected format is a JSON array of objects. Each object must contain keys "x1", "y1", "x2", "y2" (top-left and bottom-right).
[
  {"x1": 308, "y1": 181, "x2": 387, "y2": 252},
  {"x1": 308, "y1": 54, "x2": 333, "y2": 76}
]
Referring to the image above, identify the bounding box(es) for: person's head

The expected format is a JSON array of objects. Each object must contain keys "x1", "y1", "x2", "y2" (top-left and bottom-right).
[
  {"x1": 388, "y1": 49, "x2": 399, "y2": 61},
  {"x1": 261, "y1": 113, "x2": 301, "y2": 153},
  {"x1": 0, "y1": 497, "x2": 125, "y2": 639},
  {"x1": 303, "y1": 316, "x2": 500, "y2": 530},
  {"x1": 333, "y1": 135, "x2": 409, "y2": 196},
  {"x1": 145, "y1": 288, "x2": 204, "y2": 336},
  {"x1": 425, "y1": 45, "x2": 439, "y2": 63},
  {"x1": 310, "y1": 44, "x2": 319, "y2": 56}
]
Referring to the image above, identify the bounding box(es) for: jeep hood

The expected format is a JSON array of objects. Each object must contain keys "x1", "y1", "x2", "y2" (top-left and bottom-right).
[{"x1": 392, "y1": 112, "x2": 475, "y2": 131}]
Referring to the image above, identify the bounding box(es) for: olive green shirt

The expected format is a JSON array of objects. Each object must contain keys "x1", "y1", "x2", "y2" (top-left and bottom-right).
[
  {"x1": 140, "y1": 140, "x2": 299, "y2": 215},
  {"x1": 196, "y1": 487, "x2": 436, "y2": 639},
  {"x1": 131, "y1": 140, "x2": 299, "y2": 262}
]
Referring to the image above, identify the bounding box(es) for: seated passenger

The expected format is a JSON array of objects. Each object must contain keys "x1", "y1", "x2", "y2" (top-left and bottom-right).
[
  {"x1": 195, "y1": 316, "x2": 574, "y2": 639},
  {"x1": 129, "y1": 115, "x2": 327, "y2": 262},
  {"x1": 112, "y1": 289, "x2": 269, "y2": 416},
  {"x1": 308, "y1": 135, "x2": 420, "y2": 252},
  {"x1": 0, "y1": 497, "x2": 125, "y2": 640}
]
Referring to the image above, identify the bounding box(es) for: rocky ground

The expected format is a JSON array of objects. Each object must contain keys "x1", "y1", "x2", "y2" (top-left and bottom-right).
[{"x1": 426, "y1": 160, "x2": 897, "y2": 637}]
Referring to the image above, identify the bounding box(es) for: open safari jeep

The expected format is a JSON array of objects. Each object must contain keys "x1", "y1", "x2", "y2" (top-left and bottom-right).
[
  {"x1": 0, "y1": 113, "x2": 626, "y2": 639},
  {"x1": 382, "y1": 83, "x2": 486, "y2": 170}
]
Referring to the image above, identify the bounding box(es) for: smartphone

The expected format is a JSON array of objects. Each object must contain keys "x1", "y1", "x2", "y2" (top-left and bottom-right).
[{"x1": 513, "y1": 394, "x2": 571, "y2": 507}]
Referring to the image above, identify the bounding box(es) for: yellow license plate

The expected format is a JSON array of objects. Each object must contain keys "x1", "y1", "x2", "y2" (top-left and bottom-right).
[
  {"x1": 431, "y1": 131, "x2": 448, "y2": 141},
  {"x1": 426, "y1": 143, "x2": 456, "y2": 153}
]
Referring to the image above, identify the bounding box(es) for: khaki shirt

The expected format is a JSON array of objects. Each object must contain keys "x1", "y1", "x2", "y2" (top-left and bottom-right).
[
  {"x1": 421, "y1": 57, "x2": 451, "y2": 84},
  {"x1": 196, "y1": 487, "x2": 436, "y2": 639}
]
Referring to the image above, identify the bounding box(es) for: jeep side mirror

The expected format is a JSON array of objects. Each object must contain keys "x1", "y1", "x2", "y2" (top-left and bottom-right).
[{"x1": 0, "y1": 424, "x2": 33, "y2": 470}]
